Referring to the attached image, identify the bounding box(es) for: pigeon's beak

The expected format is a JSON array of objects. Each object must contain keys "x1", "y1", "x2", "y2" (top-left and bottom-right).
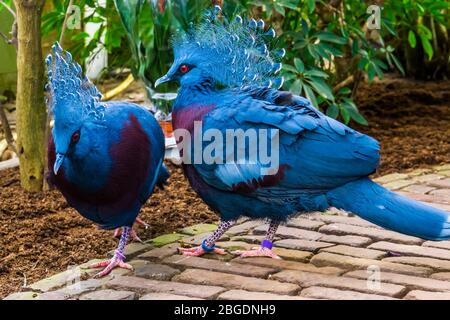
[
  {"x1": 155, "y1": 74, "x2": 171, "y2": 88},
  {"x1": 54, "y1": 153, "x2": 65, "y2": 175}
]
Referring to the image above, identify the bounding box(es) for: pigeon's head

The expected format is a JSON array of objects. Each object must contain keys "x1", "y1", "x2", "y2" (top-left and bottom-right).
[
  {"x1": 46, "y1": 42, "x2": 105, "y2": 175},
  {"x1": 155, "y1": 44, "x2": 211, "y2": 88},
  {"x1": 156, "y1": 6, "x2": 285, "y2": 90}
]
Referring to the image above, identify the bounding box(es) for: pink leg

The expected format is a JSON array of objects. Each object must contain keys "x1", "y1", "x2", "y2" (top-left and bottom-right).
[
  {"x1": 178, "y1": 220, "x2": 235, "y2": 257},
  {"x1": 135, "y1": 217, "x2": 150, "y2": 229},
  {"x1": 90, "y1": 226, "x2": 133, "y2": 278},
  {"x1": 113, "y1": 217, "x2": 148, "y2": 242},
  {"x1": 233, "y1": 220, "x2": 281, "y2": 259}
]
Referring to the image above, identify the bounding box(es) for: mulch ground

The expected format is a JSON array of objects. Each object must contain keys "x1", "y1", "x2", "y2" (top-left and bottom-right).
[{"x1": 0, "y1": 77, "x2": 449, "y2": 298}]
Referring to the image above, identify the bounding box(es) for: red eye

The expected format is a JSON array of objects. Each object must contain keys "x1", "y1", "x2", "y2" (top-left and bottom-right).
[
  {"x1": 180, "y1": 65, "x2": 189, "y2": 73},
  {"x1": 71, "y1": 132, "x2": 80, "y2": 143}
]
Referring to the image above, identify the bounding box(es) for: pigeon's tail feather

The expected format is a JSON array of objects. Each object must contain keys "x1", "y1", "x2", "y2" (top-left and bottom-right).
[{"x1": 327, "y1": 178, "x2": 450, "y2": 240}]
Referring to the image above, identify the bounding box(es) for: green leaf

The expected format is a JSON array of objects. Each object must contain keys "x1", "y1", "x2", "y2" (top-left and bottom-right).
[
  {"x1": 326, "y1": 104, "x2": 339, "y2": 118},
  {"x1": 274, "y1": 3, "x2": 286, "y2": 16},
  {"x1": 294, "y1": 58, "x2": 305, "y2": 73},
  {"x1": 408, "y1": 31, "x2": 416, "y2": 48},
  {"x1": 303, "y1": 85, "x2": 318, "y2": 108},
  {"x1": 304, "y1": 69, "x2": 329, "y2": 78},
  {"x1": 289, "y1": 79, "x2": 303, "y2": 95},
  {"x1": 351, "y1": 38, "x2": 360, "y2": 55},
  {"x1": 307, "y1": 0, "x2": 315, "y2": 13},
  {"x1": 420, "y1": 35, "x2": 434, "y2": 60},
  {"x1": 307, "y1": 45, "x2": 320, "y2": 60},
  {"x1": 315, "y1": 31, "x2": 347, "y2": 45},
  {"x1": 391, "y1": 53, "x2": 405, "y2": 75},
  {"x1": 339, "y1": 105, "x2": 350, "y2": 124},
  {"x1": 349, "y1": 108, "x2": 368, "y2": 125},
  {"x1": 418, "y1": 25, "x2": 432, "y2": 40},
  {"x1": 338, "y1": 87, "x2": 352, "y2": 95},
  {"x1": 307, "y1": 78, "x2": 334, "y2": 101},
  {"x1": 283, "y1": 64, "x2": 299, "y2": 74}
]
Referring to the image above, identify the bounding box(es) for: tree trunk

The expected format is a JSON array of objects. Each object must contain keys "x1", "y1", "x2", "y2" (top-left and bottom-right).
[{"x1": 13, "y1": 0, "x2": 47, "y2": 192}]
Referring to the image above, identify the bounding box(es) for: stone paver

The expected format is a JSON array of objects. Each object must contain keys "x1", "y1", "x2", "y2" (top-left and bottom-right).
[
  {"x1": 319, "y1": 234, "x2": 373, "y2": 247},
  {"x1": 140, "y1": 293, "x2": 203, "y2": 300},
  {"x1": 429, "y1": 189, "x2": 450, "y2": 198},
  {"x1": 373, "y1": 173, "x2": 409, "y2": 184},
  {"x1": 226, "y1": 220, "x2": 262, "y2": 236},
  {"x1": 230, "y1": 235, "x2": 268, "y2": 244},
  {"x1": 404, "y1": 290, "x2": 450, "y2": 300},
  {"x1": 173, "y1": 269, "x2": 299, "y2": 295},
  {"x1": 383, "y1": 179, "x2": 415, "y2": 190},
  {"x1": 163, "y1": 255, "x2": 277, "y2": 278},
  {"x1": 319, "y1": 223, "x2": 423, "y2": 245},
  {"x1": 402, "y1": 184, "x2": 436, "y2": 194},
  {"x1": 422, "y1": 240, "x2": 450, "y2": 250},
  {"x1": 346, "y1": 270, "x2": 450, "y2": 292},
  {"x1": 307, "y1": 213, "x2": 382, "y2": 229},
  {"x1": 368, "y1": 241, "x2": 450, "y2": 260},
  {"x1": 311, "y1": 252, "x2": 432, "y2": 276},
  {"x1": 80, "y1": 289, "x2": 136, "y2": 300},
  {"x1": 53, "y1": 278, "x2": 105, "y2": 297},
  {"x1": 272, "y1": 248, "x2": 313, "y2": 262},
  {"x1": 300, "y1": 286, "x2": 396, "y2": 300},
  {"x1": 232, "y1": 257, "x2": 343, "y2": 275},
  {"x1": 180, "y1": 224, "x2": 218, "y2": 236},
  {"x1": 428, "y1": 178, "x2": 450, "y2": 188},
  {"x1": 137, "y1": 244, "x2": 178, "y2": 261},
  {"x1": 430, "y1": 272, "x2": 450, "y2": 281},
  {"x1": 218, "y1": 290, "x2": 310, "y2": 300},
  {"x1": 398, "y1": 191, "x2": 450, "y2": 205},
  {"x1": 272, "y1": 270, "x2": 405, "y2": 297},
  {"x1": 4, "y1": 292, "x2": 41, "y2": 300},
  {"x1": 254, "y1": 225, "x2": 323, "y2": 241},
  {"x1": 274, "y1": 239, "x2": 334, "y2": 252},
  {"x1": 149, "y1": 233, "x2": 185, "y2": 247},
  {"x1": 285, "y1": 217, "x2": 325, "y2": 230},
  {"x1": 108, "y1": 276, "x2": 225, "y2": 299},
  {"x1": 382, "y1": 256, "x2": 450, "y2": 271},
  {"x1": 129, "y1": 260, "x2": 180, "y2": 280},
  {"x1": 6, "y1": 164, "x2": 450, "y2": 300},
  {"x1": 320, "y1": 245, "x2": 386, "y2": 260},
  {"x1": 108, "y1": 242, "x2": 153, "y2": 258}
]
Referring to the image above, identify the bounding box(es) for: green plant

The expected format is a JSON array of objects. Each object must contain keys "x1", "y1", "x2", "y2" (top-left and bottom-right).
[
  {"x1": 384, "y1": 0, "x2": 450, "y2": 78},
  {"x1": 41, "y1": 0, "x2": 130, "y2": 73},
  {"x1": 276, "y1": 1, "x2": 405, "y2": 125}
]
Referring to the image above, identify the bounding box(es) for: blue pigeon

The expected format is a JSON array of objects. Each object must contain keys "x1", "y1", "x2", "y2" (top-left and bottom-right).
[
  {"x1": 46, "y1": 43, "x2": 168, "y2": 276},
  {"x1": 156, "y1": 6, "x2": 450, "y2": 259}
]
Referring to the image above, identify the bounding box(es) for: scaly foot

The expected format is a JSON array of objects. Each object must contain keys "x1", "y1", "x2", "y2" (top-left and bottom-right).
[
  {"x1": 233, "y1": 246, "x2": 282, "y2": 259},
  {"x1": 88, "y1": 255, "x2": 133, "y2": 278},
  {"x1": 178, "y1": 246, "x2": 226, "y2": 257}
]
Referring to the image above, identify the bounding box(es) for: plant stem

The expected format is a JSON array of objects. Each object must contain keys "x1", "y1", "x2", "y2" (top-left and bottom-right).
[
  {"x1": 0, "y1": 0, "x2": 16, "y2": 17},
  {"x1": 0, "y1": 102, "x2": 17, "y2": 154},
  {"x1": 59, "y1": 0, "x2": 75, "y2": 45}
]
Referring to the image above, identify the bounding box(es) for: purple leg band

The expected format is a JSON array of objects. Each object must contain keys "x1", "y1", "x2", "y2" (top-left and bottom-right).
[{"x1": 261, "y1": 239, "x2": 273, "y2": 249}]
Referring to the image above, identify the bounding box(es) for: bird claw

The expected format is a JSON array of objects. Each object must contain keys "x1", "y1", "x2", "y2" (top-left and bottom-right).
[
  {"x1": 135, "y1": 217, "x2": 150, "y2": 229},
  {"x1": 177, "y1": 246, "x2": 226, "y2": 257},
  {"x1": 233, "y1": 246, "x2": 282, "y2": 259},
  {"x1": 89, "y1": 257, "x2": 133, "y2": 278}
]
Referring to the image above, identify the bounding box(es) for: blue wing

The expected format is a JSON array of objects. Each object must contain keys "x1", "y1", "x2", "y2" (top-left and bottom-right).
[{"x1": 191, "y1": 87, "x2": 380, "y2": 204}]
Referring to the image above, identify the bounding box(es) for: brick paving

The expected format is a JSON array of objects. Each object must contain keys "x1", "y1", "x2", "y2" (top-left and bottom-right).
[{"x1": 4, "y1": 164, "x2": 450, "y2": 300}]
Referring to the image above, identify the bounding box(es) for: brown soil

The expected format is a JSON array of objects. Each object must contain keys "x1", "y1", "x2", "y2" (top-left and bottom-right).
[
  {"x1": 354, "y1": 78, "x2": 450, "y2": 176},
  {"x1": 0, "y1": 78, "x2": 449, "y2": 298},
  {"x1": 0, "y1": 164, "x2": 217, "y2": 298}
]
